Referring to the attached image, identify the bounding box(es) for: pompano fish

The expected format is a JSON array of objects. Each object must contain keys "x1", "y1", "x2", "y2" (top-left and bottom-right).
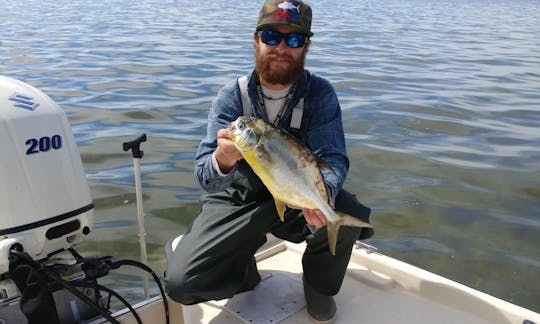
[{"x1": 228, "y1": 116, "x2": 373, "y2": 255}]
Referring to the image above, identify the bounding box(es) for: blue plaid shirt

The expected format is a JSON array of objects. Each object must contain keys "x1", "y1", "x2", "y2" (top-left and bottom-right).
[{"x1": 194, "y1": 69, "x2": 349, "y2": 201}]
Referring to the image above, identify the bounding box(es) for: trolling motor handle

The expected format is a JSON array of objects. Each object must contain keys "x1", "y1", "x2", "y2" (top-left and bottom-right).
[{"x1": 122, "y1": 134, "x2": 147, "y2": 159}]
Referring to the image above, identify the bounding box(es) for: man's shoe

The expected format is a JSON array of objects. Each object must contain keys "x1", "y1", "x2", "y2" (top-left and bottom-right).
[{"x1": 303, "y1": 276, "x2": 337, "y2": 323}]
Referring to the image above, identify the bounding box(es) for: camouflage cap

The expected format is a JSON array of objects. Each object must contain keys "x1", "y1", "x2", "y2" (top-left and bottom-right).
[{"x1": 256, "y1": 0, "x2": 313, "y2": 37}]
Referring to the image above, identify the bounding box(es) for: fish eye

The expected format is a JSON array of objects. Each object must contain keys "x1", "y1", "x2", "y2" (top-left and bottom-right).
[{"x1": 237, "y1": 120, "x2": 245, "y2": 130}]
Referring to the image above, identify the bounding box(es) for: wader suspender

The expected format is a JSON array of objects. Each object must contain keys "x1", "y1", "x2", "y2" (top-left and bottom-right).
[{"x1": 238, "y1": 76, "x2": 304, "y2": 130}]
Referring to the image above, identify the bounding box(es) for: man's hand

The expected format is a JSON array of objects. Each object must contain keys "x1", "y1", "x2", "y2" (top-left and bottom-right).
[
  {"x1": 302, "y1": 208, "x2": 327, "y2": 228},
  {"x1": 215, "y1": 128, "x2": 243, "y2": 173}
]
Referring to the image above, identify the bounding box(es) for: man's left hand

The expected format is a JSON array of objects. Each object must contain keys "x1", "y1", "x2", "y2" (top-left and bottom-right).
[{"x1": 302, "y1": 208, "x2": 327, "y2": 228}]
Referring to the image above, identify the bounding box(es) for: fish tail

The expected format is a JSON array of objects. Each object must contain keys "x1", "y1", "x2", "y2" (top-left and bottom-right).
[
  {"x1": 326, "y1": 220, "x2": 340, "y2": 256},
  {"x1": 323, "y1": 209, "x2": 373, "y2": 257},
  {"x1": 335, "y1": 211, "x2": 373, "y2": 229}
]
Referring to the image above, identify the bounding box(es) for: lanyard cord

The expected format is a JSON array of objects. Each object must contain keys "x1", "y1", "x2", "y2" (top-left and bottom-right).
[{"x1": 256, "y1": 75, "x2": 297, "y2": 126}]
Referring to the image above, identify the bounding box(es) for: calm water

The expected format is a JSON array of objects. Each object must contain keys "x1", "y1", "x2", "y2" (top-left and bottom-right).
[{"x1": 1, "y1": 0, "x2": 539, "y2": 313}]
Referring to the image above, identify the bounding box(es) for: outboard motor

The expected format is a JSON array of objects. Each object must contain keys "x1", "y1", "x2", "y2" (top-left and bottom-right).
[
  {"x1": 0, "y1": 76, "x2": 93, "y2": 275},
  {"x1": 0, "y1": 77, "x2": 167, "y2": 324}
]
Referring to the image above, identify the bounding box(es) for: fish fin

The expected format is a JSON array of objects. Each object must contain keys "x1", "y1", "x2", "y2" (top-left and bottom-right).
[
  {"x1": 314, "y1": 178, "x2": 331, "y2": 207},
  {"x1": 326, "y1": 221, "x2": 341, "y2": 256},
  {"x1": 336, "y1": 211, "x2": 373, "y2": 228},
  {"x1": 313, "y1": 155, "x2": 337, "y2": 206},
  {"x1": 315, "y1": 156, "x2": 337, "y2": 176},
  {"x1": 274, "y1": 199, "x2": 287, "y2": 222},
  {"x1": 328, "y1": 192, "x2": 335, "y2": 209}
]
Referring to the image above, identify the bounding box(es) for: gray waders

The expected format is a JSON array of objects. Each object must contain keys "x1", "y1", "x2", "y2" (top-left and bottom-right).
[{"x1": 166, "y1": 161, "x2": 373, "y2": 305}]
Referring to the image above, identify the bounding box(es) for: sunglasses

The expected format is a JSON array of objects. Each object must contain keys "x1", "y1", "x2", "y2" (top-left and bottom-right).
[{"x1": 258, "y1": 29, "x2": 308, "y2": 48}]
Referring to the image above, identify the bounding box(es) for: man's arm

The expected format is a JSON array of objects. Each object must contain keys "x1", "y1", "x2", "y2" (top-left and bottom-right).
[
  {"x1": 195, "y1": 82, "x2": 243, "y2": 193},
  {"x1": 305, "y1": 78, "x2": 349, "y2": 203}
]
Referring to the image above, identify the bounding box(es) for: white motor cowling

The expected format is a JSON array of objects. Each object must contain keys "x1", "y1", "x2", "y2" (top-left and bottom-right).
[{"x1": 0, "y1": 76, "x2": 93, "y2": 274}]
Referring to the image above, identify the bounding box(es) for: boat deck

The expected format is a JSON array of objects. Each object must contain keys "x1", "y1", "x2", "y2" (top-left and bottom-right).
[
  {"x1": 180, "y1": 241, "x2": 538, "y2": 324},
  {"x1": 105, "y1": 240, "x2": 539, "y2": 324}
]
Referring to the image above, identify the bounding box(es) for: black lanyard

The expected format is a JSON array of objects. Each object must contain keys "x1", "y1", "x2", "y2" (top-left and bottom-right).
[{"x1": 255, "y1": 75, "x2": 297, "y2": 126}]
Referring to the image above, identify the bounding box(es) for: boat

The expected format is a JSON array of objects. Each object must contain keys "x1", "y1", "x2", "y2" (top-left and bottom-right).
[{"x1": 1, "y1": 77, "x2": 538, "y2": 324}]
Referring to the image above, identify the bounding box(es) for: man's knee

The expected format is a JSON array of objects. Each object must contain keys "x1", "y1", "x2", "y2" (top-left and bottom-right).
[
  {"x1": 165, "y1": 244, "x2": 204, "y2": 305},
  {"x1": 166, "y1": 269, "x2": 204, "y2": 305}
]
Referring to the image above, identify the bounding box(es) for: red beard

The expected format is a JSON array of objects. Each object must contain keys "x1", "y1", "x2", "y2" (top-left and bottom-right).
[{"x1": 255, "y1": 46, "x2": 306, "y2": 86}]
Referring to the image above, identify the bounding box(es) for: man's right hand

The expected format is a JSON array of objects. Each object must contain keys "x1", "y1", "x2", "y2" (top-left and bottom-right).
[{"x1": 215, "y1": 128, "x2": 243, "y2": 173}]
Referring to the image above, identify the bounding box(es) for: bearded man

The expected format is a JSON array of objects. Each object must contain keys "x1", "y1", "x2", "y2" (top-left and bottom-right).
[{"x1": 166, "y1": 1, "x2": 372, "y2": 322}]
